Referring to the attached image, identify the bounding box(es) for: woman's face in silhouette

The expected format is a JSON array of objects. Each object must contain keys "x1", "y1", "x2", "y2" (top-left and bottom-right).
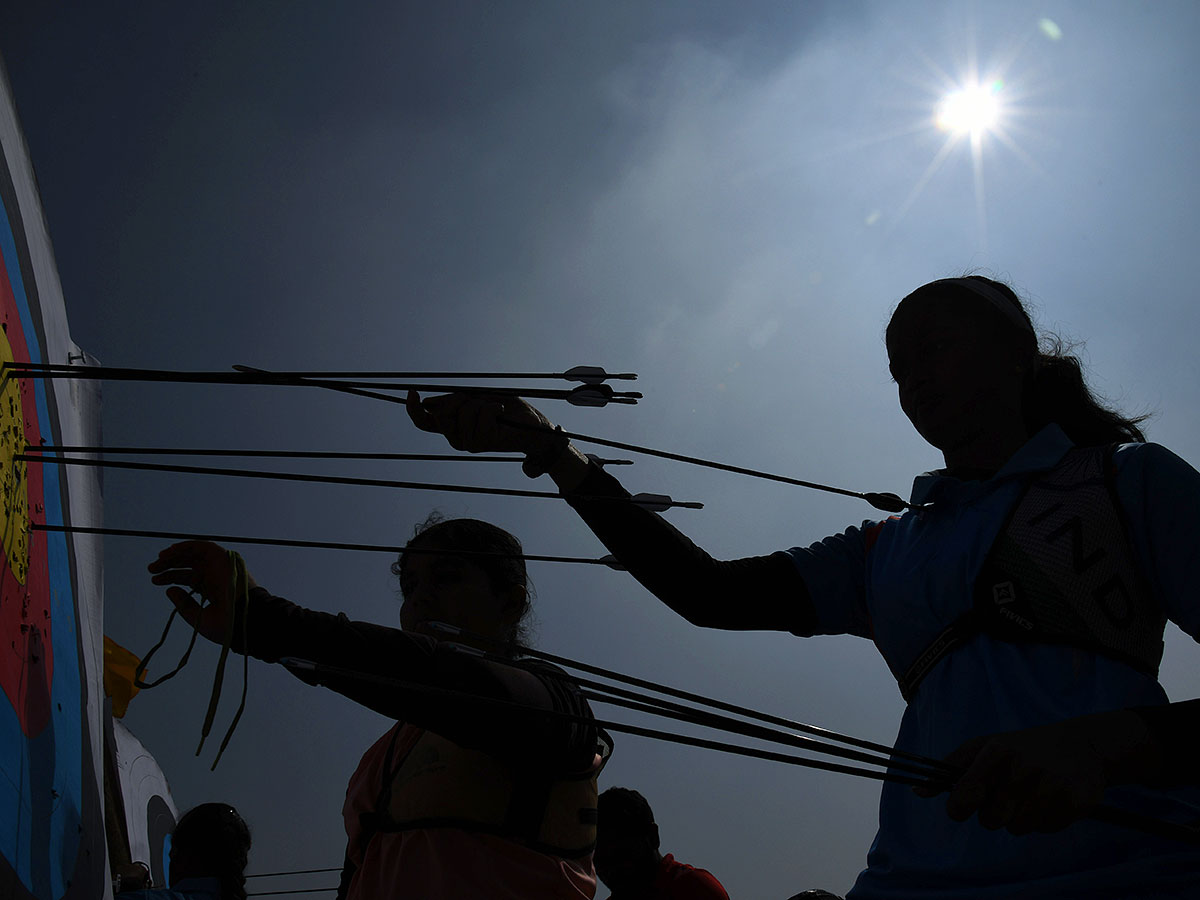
[
  {"x1": 398, "y1": 545, "x2": 522, "y2": 641},
  {"x1": 886, "y1": 292, "x2": 1030, "y2": 457}
]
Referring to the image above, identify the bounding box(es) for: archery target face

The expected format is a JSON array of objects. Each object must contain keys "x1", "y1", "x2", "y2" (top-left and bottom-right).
[
  {"x1": 0, "y1": 146, "x2": 90, "y2": 900},
  {"x1": 0, "y1": 320, "x2": 30, "y2": 582},
  {"x1": 0, "y1": 270, "x2": 51, "y2": 738}
]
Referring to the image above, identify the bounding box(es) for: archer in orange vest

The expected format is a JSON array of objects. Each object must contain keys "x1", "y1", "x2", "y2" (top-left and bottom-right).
[{"x1": 149, "y1": 517, "x2": 610, "y2": 899}]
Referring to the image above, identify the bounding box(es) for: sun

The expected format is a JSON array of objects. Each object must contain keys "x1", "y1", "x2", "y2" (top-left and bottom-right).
[
  {"x1": 935, "y1": 79, "x2": 1004, "y2": 137},
  {"x1": 818, "y1": 19, "x2": 1051, "y2": 245},
  {"x1": 887, "y1": 50, "x2": 1038, "y2": 249}
]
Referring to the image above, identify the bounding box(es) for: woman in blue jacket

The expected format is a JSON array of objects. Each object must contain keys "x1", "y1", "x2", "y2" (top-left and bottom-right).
[{"x1": 407, "y1": 275, "x2": 1200, "y2": 898}]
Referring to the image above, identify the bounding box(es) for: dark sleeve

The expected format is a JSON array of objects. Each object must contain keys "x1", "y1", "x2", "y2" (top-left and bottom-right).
[
  {"x1": 1130, "y1": 699, "x2": 1200, "y2": 785},
  {"x1": 241, "y1": 588, "x2": 598, "y2": 772},
  {"x1": 1116, "y1": 445, "x2": 1200, "y2": 784},
  {"x1": 335, "y1": 854, "x2": 355, "y2": 900},
  {"x1": 565, "y1": 459, "x2": 817, "y2": 634}
]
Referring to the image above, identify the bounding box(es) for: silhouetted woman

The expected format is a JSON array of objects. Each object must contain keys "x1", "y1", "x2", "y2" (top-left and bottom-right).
[
  {"x1": 407, "y1": 276, "x2": 1200, "y2": 898},
  {"x1": 148, "y1": 517, "x2": 608, "y2": 899}
]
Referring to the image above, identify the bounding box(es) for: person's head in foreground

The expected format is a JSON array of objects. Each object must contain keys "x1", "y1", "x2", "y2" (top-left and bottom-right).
[
  {"x1": 168, "y1": 803, "x2": 251, "y2": 899},
  {"x1": 394, "y1": 515, "x2": 532, "y2": 652},
  {"x1": 594, "y1": 787, "x2": 662, "y2": 893},
  {"x1": 885, "y1": 275, "x2": 1145, "y2": 474}
]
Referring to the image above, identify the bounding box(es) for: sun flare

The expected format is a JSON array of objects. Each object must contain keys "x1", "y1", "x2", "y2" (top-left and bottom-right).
[
  {"x1": 830, "y1": 19, "x2": 1051, "y2": 248},
  {"x1": 935, "y1": 80, "x2": 1004, "y2": 136}
]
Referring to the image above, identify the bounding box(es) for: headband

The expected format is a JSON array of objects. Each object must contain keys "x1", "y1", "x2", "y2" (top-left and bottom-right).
[{"x1": 931, "y1": 277, "x2": 1034, "y2": 335}]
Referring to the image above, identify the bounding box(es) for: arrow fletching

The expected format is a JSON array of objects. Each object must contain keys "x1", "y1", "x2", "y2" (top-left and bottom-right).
[
  {"x1": 628, "y1": 493, "x2": 703, "y2": 511},
  {"x1": 630, "y1": 493, "x2": 672, "y2": 511},
  {"x1": 564, "y1": 366, "x2": 637, "y2": 383},
  {"x1": 598, "y1": 555, "x2": 628, "y2": 571},
  {"x1": 565, "y1": 384, "x2": 643, "y2": 407},
  {"x1": 567, "y1": 385, "x2": 614, "y2": 407},
  {"x1": 863, "y1": 492, "x2": 909, "y2": 514}
]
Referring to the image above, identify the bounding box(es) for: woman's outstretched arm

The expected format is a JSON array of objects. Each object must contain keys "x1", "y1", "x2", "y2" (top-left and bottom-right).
[
  {"x1": 406, "y1": 391, "x2": 818, "y2": 634},
  {"x1": 147, "y1": 541, "x2": 597, "y2": 772},
  {"x1": 561, "y1": 457, "x2": 816, "y2": 633},
  {"x1": 250, "y1": 586, "x2": 599, "y2": 772}
]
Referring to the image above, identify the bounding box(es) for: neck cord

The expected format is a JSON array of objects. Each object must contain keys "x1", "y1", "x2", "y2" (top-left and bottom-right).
[{"x1": 133, "y1": 550, "x2": 250, "y2": 769}]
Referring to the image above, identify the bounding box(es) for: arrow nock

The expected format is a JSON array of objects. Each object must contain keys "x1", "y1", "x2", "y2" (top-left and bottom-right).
[{"x1": 586, "y1": 454, "x2": 634, "y2": 467}]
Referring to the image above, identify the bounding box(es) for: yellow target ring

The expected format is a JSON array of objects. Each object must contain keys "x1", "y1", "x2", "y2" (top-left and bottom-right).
[{"x1": 0, "y1": 324, "x2": 28, "y2": 584}]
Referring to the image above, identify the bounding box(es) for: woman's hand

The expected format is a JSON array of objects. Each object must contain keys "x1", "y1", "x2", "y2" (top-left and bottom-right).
[
  {"x1": 405, "y1": 390, "x2": 558, "y2": 455},
  {"x1": 917, "y1": 710, "x2": 1158, "y2": 835},
  {"x1": 147, "y1": 541, "x2": 255, "y2": 646},
  {"x1": 406, "y1": 391, "x2": 592, "y2": 490}
]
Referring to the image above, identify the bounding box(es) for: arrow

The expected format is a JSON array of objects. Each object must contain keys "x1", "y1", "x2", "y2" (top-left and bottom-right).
[
  {"x1": 231, "y1": 367, "x2": 641, "y2": 406},
  {"x1": 33, "y1": 523, "x2": 635, "y2": 568},
  {"x1": 2, "y1": 363, "x2": 642, "y2": 405},
  {"x1": 425, "y1": 621, "x2": 949, "y2": 772},
  {"x1": 26, "y1": 444, "x2": 633, "y2": 466},
  {"x1": 498, "y1": 417, "x2": 912, "y2": 513},
  {"x1": 3, "y1": 360, "x2": 637, "y2": 382},
  {"x1": 19, "y1": 455, "x2": 700, "y2": 508},
  {"x1": 279, "y1": 657, "x2": 942, "y2": 789}
]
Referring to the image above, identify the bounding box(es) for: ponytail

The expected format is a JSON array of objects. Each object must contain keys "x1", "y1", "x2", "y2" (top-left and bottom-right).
[{"x1": 1025, "y1": 333, "x2": 1148, "y2": 446}]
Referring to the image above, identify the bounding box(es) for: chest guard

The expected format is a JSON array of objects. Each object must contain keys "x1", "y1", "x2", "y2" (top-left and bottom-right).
[
  {"x1": 372, "y1": 727, "x2": 606, "y2": 859},
  {"x1": 894, "y1": 445, "x2": 1165, "y2": 702}
]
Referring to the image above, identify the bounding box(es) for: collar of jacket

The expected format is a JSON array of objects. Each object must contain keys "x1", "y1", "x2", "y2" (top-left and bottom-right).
[{"x1": 908, "y1": 423, "x2": 1075, "y2": 507}]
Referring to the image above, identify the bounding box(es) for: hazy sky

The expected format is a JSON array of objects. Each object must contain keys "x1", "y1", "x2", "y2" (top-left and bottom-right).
[{"x1": 3, "y1": 2, "x2": 1200, "y2": 896}]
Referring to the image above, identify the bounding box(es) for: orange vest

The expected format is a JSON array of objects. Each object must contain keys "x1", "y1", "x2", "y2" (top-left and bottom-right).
[{"x1": 372, "y1": 726, "x2": 608, "y2": 859}]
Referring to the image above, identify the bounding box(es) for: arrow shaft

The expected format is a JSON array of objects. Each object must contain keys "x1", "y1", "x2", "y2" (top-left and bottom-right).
[
  {"x1": 5, "y1": 361, "x2": 637, "y2": 381},
  {"x1": 428, "y1": 622, "x2": 949, "y2": 771},
  {"x1": 19, "y1": 454, "x2": 698, "y2": 508},
  {"x1": 285, "y1": 658, "x2": 939, "y2": 789},
  {"x1": 32, "y1": 523, "x2": 619, "y2": 566},
  {"x1": 28, "y1": 445, "x2": 635, "y2": 466},
  {"x1": 28, "y1": 445, "x2": 532, "y2": 462},
  {"x1": 2, "y1": 365, "x2": 638, "y2": 403},
  {"x1": 500, "y1": 418, "x2": 866, "y2": 498}
]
